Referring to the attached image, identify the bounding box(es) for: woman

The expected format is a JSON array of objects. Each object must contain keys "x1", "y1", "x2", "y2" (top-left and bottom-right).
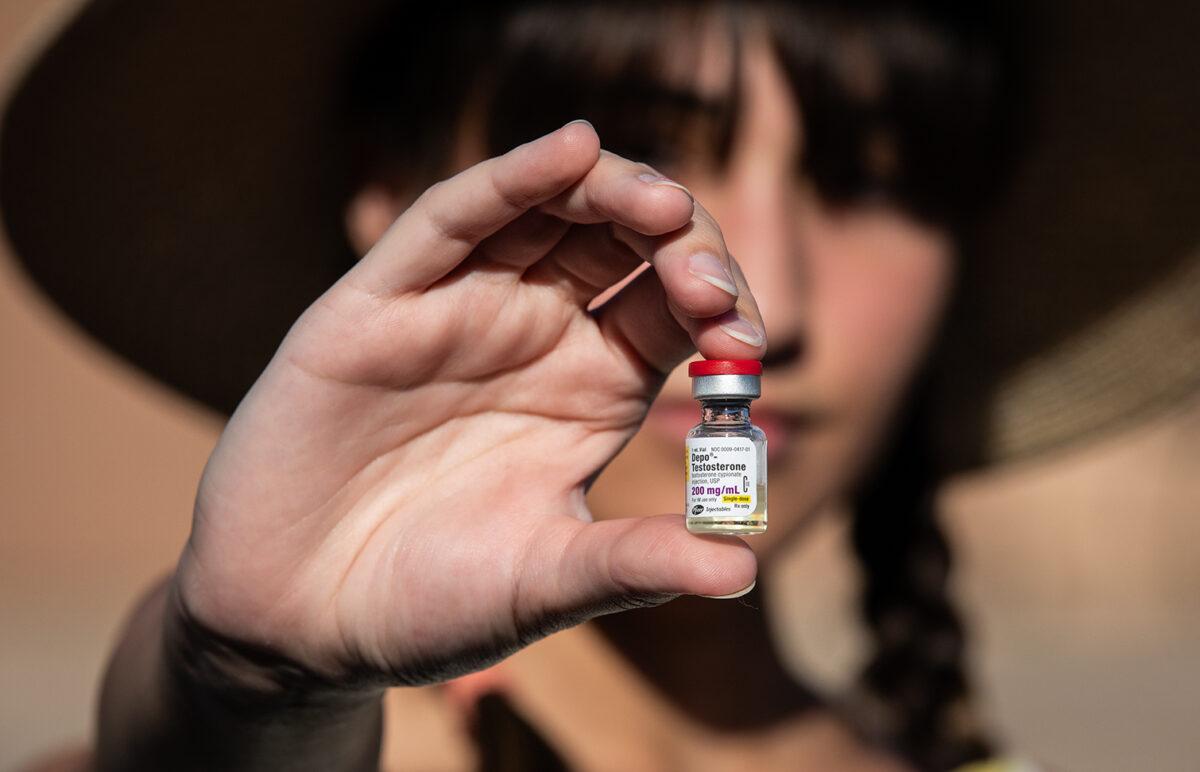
[{"x1": 0, "y1": 1, "x2": 1038, "y2": 770}]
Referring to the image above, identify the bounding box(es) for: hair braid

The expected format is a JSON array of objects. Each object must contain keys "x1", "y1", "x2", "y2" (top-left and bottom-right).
[{"x1": 849, "y1": 383, "x2": 993, "y2": 771}]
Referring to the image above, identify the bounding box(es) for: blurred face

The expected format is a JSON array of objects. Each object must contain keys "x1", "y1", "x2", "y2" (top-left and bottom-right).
[
  {"x1": 347, "y1": 20, "x2": 952, "y2": 557},
  {"x1": 592, "y1": 23, "x2": 952, "y2": 555}
]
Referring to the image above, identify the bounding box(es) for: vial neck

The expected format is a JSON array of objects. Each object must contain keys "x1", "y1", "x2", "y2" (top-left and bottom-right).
[{"x1": 700, "y1": 400, "x2": 751, "y2": 425}]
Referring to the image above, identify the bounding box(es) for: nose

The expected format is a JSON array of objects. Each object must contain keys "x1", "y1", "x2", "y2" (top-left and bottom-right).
[{"x1": 715, "y1": 169, "x2": 808, "y2": 372}]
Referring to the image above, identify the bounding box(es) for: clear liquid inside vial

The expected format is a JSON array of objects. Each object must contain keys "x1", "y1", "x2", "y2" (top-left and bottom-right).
[{"x1": 685, "y1": 400, "x2": 768, "y2": 535}]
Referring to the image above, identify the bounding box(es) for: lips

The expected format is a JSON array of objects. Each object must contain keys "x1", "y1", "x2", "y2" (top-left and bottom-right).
[{"x1": 643, "y1": 399, "x2": 803, "y2": 461}]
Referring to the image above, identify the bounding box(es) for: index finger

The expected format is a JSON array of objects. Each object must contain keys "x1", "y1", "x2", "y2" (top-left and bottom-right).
[
  {"x1": 348, "y1": 120, "x2": 601, "y2": 297},
  {"x1": 535, "y1": 149, "x2": 697, "y2": 237}
]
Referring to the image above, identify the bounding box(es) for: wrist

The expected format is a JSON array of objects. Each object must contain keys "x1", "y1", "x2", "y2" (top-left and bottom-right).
[
  {"x1": 149, "y1": 578, "x2": 385, "y2": 771},
  {"x1": 162, "y1": 578, "x2": 380, "y2": 713}
]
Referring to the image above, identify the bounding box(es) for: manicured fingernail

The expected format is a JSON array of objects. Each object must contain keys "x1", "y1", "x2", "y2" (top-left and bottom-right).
[
  {"x1": 564, "y1": 118, "x2": 594, "y2": 129},
  {"x1": 699, "y1": 580, "x2": 756, "y2": 600},
  {"x1": 637, "y1": 172, "x2": 693, "y2": 200},
  {"x1": 716, "y1": 309, "x2": 765, "y2": 347},
  {"x1": 688, "y1": 252, "x2": 738, "y2": 297}
]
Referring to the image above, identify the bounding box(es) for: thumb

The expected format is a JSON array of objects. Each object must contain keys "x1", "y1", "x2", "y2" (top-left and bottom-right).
[{"x1": 518, "y1": 515, "x2": 758, "y2": 630}]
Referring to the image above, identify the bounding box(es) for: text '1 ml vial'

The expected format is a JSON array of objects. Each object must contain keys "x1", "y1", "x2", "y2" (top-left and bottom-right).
[{"x1": 685, "y1": 359, "x2": 767, "y2": 535}]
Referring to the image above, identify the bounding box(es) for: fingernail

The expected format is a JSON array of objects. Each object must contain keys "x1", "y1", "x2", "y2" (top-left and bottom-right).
[
  {"x1": 564, "y1": 118, "x2": 594, "y2": 129},
  {"x1": 716, "y1": 309, "x2": 765, "y2": 347},
  {"x1": 637, "y1": 172, "x2": 693, "y2": 200},
  {"x1": 699, "y1": 580, "x2": 756, "y2": 600},
  {"x1": 688, "y1": 252, "x2": 738, "y2": 297}
]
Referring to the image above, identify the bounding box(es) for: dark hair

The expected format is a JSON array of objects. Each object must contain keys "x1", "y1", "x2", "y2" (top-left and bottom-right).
[
  {"x1": 346, "y1": 1, "x2": 1018, "y2": 768},
  {"x1": 346, "y1": 0, "x2": 1018, "y2": 229},
  {"x1": 849, "y1": 367, "x2": 992, "y2": 770}
]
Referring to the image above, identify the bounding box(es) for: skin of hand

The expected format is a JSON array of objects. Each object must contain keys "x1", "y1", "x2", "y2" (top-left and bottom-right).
[{"x1": 172, "y1": 119, "x2": 766, "y2": 692}]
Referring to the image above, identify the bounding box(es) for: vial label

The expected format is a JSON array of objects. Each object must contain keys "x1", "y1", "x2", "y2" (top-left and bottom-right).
[{"x1": 685, "y1": 437, "x2": 757, "y2": 517}]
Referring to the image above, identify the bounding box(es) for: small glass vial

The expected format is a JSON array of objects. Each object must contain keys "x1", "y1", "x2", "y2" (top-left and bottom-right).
[{"x1": 685, "y1": 359, "x2": 767, "y2": 535}]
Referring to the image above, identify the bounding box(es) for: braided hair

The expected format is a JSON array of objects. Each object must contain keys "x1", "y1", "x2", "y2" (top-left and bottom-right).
[{"x1": 848, "y1": 371, "x2": 993, "y2": 771}]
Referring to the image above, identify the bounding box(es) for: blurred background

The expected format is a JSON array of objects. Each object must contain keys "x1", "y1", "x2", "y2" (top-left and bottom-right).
[{"x1": 2, "y1": 1, "x2": 1199, "y2": 770}]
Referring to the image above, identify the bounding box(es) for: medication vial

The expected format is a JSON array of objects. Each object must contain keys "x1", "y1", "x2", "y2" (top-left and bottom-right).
[{"x1": 685, "y1": 359, "x2": 768, "y2": 535}]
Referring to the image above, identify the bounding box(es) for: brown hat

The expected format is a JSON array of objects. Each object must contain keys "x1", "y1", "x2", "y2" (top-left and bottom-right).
[
  {"x1": 2, "y1": 0, "x2": 1198, "y2": 471},
  {"x1": 931, "y1": 0, "x2": 1200, "y2": 469}
]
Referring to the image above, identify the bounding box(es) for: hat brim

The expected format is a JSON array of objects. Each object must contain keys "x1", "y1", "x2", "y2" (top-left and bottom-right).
[
  {"x1": 2, "y1": 0, "x2": 1199, "y2": 469},
  {"x1": 1, "y1": 0, "x2": 391, "y2": 414},
  {"x1": 931, "y1": 0, "x2": 1200, "y2": 469}
]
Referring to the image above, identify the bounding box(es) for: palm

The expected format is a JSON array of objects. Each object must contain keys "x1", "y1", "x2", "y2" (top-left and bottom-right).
[{"x1": 177, "y1": 122, "x2": 764, "y2": 683}]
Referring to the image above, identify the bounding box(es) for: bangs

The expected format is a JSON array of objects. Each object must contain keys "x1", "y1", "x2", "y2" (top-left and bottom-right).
[
  {"x1": 481, "y1": 2, "x2": 744, "y2": 174},
  {"x1": 766, "y1": 1, "x2": 1019, "y2": 227},
  {"x1": 347, "y1": 0, "x2": 1017, "y2": 228}
]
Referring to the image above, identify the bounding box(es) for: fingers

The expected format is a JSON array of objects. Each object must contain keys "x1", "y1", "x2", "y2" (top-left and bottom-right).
[
  {"x1": 475, "y1": 150, "x2": 697, "y2": 281},
  {"x1": 699, "y1": 257, "x2": 767, "y2": 352},
  {"x1": 341, "y1": 116, "x2": 764, "y2": 375},
  {"x1": 519, "y1": 515, "x2": 758, "y2": 630},
  {"x1": 520, "y1": 223, "x2": 644, "y2": 304},
  {"x1": 597, "y1": 263, "x2": 766, "y2": 376},
  {"x1": 526, "y1": 191, "x2": 765, "y2": 367},
  {"x1": 475, "y1": 209, "x2": 572, "y2": 270},
  {"x1": 611, "y1": 199, "x2": 766, "y2": 341},
  {"x1": 538, "y1": 150, "x2": 696, "y2": 238},
  {"x1": 575, "y1": 515, "x2": 757, "y2": 600},
  {"x1": 594, "y1": 266, "x2": 695, "y2": 374},
  {"x1": 348, "y1": 119, "x2": 601, "y2": 296},
  {"x1": 590, "y1": 199, "x2": 766, "y2": 375}
]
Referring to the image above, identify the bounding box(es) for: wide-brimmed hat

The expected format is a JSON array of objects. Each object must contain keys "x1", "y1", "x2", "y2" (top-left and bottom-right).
[{"x1": 2, "y1": 0, "x2": 1198, "y2": 472}]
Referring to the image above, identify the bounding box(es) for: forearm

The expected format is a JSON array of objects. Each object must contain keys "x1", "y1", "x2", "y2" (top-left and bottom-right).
[{"x1": 96, "y1": 576, "x2": 384, "y2": 772}]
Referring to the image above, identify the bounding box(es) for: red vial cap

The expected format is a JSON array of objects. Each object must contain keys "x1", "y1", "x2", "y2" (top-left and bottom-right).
[{"x1": 687, "y1": 359, "x2": 763, "y2": 377}]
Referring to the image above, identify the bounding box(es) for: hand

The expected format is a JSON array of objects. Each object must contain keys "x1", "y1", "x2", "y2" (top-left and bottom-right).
[{"x1": 175, "y1": 120, "x2": 765, "y2": 688}]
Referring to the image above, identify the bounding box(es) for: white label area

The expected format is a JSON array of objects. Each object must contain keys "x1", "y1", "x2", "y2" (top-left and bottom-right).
[{"x1": 686, "y1": 437, "x2": 757, "y2": 517}]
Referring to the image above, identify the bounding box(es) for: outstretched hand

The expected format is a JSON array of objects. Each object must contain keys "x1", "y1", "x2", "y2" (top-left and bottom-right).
[{"x1": 176, "y1": 120, "x2": 766, "y2": 686}]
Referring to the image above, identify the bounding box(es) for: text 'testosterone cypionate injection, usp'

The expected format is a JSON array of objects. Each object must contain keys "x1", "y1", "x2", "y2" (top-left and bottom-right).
[{"x1": 685, "y1": 359, "x2": 768, "y2": 535}]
